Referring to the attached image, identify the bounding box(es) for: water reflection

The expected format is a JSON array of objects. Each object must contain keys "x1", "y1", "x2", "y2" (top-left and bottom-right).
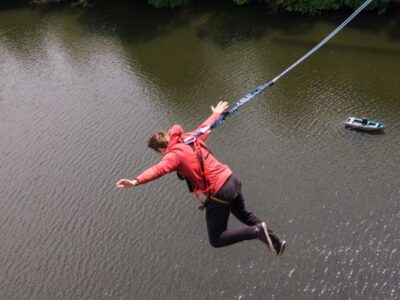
[{"x1": 0, "y1": 2, "x2": 400, "y2": 299}]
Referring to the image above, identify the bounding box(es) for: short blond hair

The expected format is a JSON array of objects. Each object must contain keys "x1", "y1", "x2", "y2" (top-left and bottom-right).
[{"x1": 148, "y1": 131, "x2": 169, "y2": 151}]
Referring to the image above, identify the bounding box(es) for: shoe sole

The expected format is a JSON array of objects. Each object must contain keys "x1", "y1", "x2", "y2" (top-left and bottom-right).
[
  {"x1": 278, "y1": 240, "x2": 286, "y2": 256},
  {"x1": 261, "y1": 222, "x2": 274, "y2": 252}
]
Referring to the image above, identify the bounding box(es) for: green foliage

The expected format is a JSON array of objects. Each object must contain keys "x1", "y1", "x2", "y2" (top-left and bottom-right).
[
  {"x1": 344, "y1": 0, "x2": 390, "y2": 13},
  {"x1": 147, "y1": 0, "x2": 186, "y2": 9},
  {"x1": 79, "y1": 0, "x2": 89, "y2": 7},
  {"x1": 25, "y1": 0, "x2": 393, "y2": 13},
  {"x1": 276, "y1": 0, "x2": 340, "y2": 14},
  {"x1": 275, "y1": 0, "x2": 390, "y2": 14},
  {"x1": 232, "y1": 0, "x2": 251, "y2": 5}
]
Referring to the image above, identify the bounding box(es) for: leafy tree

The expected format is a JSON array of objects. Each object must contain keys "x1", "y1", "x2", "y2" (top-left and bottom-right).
[
  {"x1": 232, "y1": 0, "x2": 251, "y2": 5},
  {"x1": 79, "y1": 0, "x2": 89, "y2": 7},
  {"x1": 276, "y1": 0, "x2": 341, "y2": 14},
  {"x1": 147, "y1": 0, "x2": 186, "y2": 8},
  {"x1": 275, "y1": 0, "x2": 390, "y2": 14},
  {"x1": 31, "y1": 0, "x2": 392, "y2": 13},
  {"x1": 344, "y1": 0, "x2": 390, "y2": 13}
]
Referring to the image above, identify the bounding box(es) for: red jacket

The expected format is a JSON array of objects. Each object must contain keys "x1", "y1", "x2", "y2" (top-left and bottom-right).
[{"x1": 135, "y1": 112, "x2": 232, "y2": 195}]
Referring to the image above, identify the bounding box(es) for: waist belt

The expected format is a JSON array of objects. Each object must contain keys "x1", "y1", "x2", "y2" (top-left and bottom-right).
[
  {"x1": 209, "y1": 195, "x2": 230, "y2": 205},
  {"x1": 198, "y1": 195, "x2": 230, "y2": 210}
]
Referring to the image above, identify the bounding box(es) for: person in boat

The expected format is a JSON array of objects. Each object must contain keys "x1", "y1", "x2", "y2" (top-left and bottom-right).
[
  {"x1": 362, "y1": 117, "x2": 368, "y2": 126},
  {"x1": 116, "y1": 101, "x2": 286, "y2": 255}
]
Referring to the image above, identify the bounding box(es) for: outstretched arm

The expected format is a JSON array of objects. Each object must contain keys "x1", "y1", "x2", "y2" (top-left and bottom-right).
[
  {"x1": 196, "y1": 101, "x2": 229, "y2": 141},
  {"x1": 116, "y1": 152, "x2": 179, "y2": 189}
]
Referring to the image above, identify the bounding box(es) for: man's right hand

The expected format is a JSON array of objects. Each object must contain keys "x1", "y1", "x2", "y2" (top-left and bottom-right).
[{"x1": 116, "y1": 179, "x2": 138, "y2": 189}]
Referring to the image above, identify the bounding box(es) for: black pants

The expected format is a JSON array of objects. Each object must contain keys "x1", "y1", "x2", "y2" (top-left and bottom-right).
[{"x1": 206, "y1": 175, "x2": 279, "y2": 248}]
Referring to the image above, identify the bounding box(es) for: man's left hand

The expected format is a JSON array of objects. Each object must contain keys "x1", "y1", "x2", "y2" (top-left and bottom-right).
[{"x1": 211, "y1": 101, "x2": 229, "y2": 114}]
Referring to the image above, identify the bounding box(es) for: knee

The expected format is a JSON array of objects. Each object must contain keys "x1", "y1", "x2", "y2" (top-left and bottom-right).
[{"x1": 209, "y1": 237, "x2": 224, "y2": 248}]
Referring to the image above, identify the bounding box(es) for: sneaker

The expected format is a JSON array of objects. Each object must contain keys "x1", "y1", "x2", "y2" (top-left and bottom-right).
[
  {"x1": 256, "y1": 222, "x2": 274, "y2": 251},
  {"x1": 274, "y1": 239, "x2": 286, "y2": 256}
]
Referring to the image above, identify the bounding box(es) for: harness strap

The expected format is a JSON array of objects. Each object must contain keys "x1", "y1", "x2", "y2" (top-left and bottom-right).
[
  {"x1": 191, "y1": 139, "x2": 213, "y2": 209},
  {"x1": 209, "y1": 195, "x2": 230, "y2": 205},
  {"x1": 197, "y1": 196, "x2": 231, "y2": 211},
  {"x1": 182, "y1": 138, "x2": 230, "y2": 210}
]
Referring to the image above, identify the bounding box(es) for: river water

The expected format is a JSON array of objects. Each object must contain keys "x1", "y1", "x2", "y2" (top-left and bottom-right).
[{"x1": 1, "y1": 1, "x2": 399, "y2": 299}]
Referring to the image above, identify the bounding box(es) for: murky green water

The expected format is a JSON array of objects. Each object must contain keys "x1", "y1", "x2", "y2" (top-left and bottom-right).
[{"x1": 1, "y1": 1, "x2": 399, "y2": 299}]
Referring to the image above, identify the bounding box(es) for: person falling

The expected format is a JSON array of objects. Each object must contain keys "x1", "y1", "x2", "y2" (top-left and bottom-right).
[{"x1": 116, "y1": 101, "x2": 286, "y2": 255}]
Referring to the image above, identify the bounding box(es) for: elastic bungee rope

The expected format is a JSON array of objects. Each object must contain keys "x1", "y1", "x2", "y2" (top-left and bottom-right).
[{"x1": 183, "y1": 0, "x2": 374, "y2": 145}]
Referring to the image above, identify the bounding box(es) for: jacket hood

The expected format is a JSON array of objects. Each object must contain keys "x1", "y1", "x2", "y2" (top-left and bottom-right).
[{"x1": 167, "y1": 125, "x2": 184, "y2": 149}]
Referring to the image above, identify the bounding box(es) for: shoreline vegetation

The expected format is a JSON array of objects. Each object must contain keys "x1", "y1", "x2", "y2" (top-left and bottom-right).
[{"x1": 12, "y1": 0, "x2": 397, "y2": 14}]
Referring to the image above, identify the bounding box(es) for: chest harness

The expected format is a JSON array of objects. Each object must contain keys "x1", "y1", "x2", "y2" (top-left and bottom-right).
[{"x1": 177, "y1": 138, "x2": 229, "y2": 210}]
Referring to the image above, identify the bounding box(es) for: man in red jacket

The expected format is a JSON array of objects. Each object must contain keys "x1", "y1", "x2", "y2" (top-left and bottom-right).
[{"x1": 116, "y1": 101, "x2": 286, "y2": 255}]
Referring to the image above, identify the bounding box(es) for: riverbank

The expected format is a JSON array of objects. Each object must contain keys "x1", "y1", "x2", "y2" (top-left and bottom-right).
[{"x1": 5, "y1": 0, "x2": 398, "y2": 14}]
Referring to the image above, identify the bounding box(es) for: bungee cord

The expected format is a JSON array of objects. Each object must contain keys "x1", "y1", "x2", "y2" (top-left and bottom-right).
[{"x1": 183, "y1": 0, "x2": 374, "y2": 144}]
